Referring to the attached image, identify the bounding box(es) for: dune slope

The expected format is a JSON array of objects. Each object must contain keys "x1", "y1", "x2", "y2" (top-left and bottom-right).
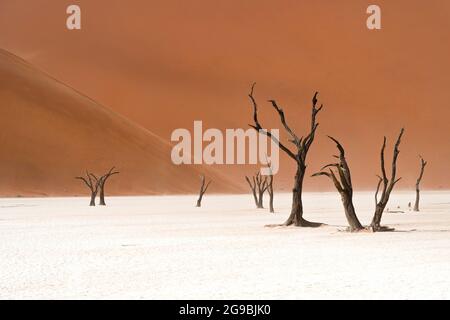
[{"x1": 0, "y1": 49, "x2": 242, "y2": 196}]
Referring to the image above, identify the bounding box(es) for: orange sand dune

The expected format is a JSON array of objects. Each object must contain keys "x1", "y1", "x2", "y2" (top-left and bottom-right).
[
  {"x1": 1, "y1": 1, "x2": 449, "y2": 193},
  {"x1": 0, "y1": 49, "x2": 244, "y2": 196}
]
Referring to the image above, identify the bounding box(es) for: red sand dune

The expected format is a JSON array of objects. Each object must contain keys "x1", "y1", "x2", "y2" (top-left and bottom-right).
[
  {"x1": 0, "y1": 49, "x2": 244, "y2": 196},
  {"x1": 1, "y1": 1, "x2": 449, "y2": 194}
]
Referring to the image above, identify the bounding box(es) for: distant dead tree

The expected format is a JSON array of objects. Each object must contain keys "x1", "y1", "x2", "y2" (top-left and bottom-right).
[
  {"x1": 248, "y1": 83, "x2": 323, "y2": 227},
  {"x1": 413, "y1": 156, "x2": 427, "y2": 212},
  {"x1": 267, "y1": 168, "x2": 275, "y2": 213},
  {"x1": 371, "y1": 128, "x2": 405, "y2": 231},
  {"x1": 98, "y1": 167, "x2": 120, "y2": 206},
  {"x1": 75, "y1": 171, "x2": 101, "y2": 206},
  {"x1": 196, "y1": 175, "x2": 211, "y2": 207},
  {"x1": 245, "y1": 172, "x2": 268, "y2": 209},
  {"x1": 312, "y1": 136, "x2": 364, "y2": 232},
  {"x1": 264, "y1": 158, "x2": 275, "y2": 213}
]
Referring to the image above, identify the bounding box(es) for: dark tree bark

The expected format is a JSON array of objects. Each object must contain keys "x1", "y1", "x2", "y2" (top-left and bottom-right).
[
  {"x1": 375, "y1": 175, "x2": 383, "y2": 208},
  {"x1": 312, "y1": 136, "x2": 364, "y2": 232},
  {"x1": 245, "y1": 172, "x2": 267, "y2": 209},
  {"x1": 413, "y1": 156, "x2": 427, "y2": 212},
  {"x1": 248, "y1": 83, "x2": 323, "y2": 227},
  {"x1": 370, "y1": 129, "x2": 405, "y2": 232},
  {"x1": 75, "y1": 171, "x2": 101, "y2": 206},
  {"x1": 98, "y1": 167, "x2": 120, "y2": 206},
  {"x1": 196, "y1": 175, "x2": 211, "y2": 207},
  {"x1": 267, "y1": 168, "x2": 274, "y2": 213}
]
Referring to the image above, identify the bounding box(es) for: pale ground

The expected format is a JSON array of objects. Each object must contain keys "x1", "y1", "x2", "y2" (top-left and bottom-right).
[{"x1": 0, "y1": 191, "x2": 449, "y2": 300}]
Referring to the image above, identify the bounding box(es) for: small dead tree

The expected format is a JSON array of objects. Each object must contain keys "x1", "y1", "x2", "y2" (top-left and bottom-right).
[
  {"x1": 267, "y1": 171, "x2": 274, "y2": 213},
  {"x1": 196, "y1": 175, "x2": 211, "y2": 207},
  {"x1": 413, "y1": 156, "x2": 427, "y2": 212},
  {"x1": 265, "y1": 159, "x2": 275, "y2": 213},
  {"x1": 312, "y1": 136, "x2": 364, "y2": 232},
  {"x1": 98, "y1": 167, "x2": 120, "y2": 206},
  {"x1": 370, "y1": 128, "x2": 405, "y2": 231},
  {"x1": 76, "y1": 171, "x2": 101, "y2": 206},
  {"x1": 248, "y1": 83, "x2": 323, "y2": 227},
  {"x1": 245, "y1": 172, "x2": 268, "y2": 209}
]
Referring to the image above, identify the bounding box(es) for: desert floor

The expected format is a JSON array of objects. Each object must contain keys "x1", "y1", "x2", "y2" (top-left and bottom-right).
[{"x1": 0, "y1": 191, "x2": 449, "y2": 299}]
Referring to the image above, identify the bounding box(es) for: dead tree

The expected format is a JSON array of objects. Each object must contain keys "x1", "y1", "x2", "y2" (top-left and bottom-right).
[
  {"x1": 413, "y1": 156, "x2": 427, "y2": 212},
  {"x1": 267, "y1": 170, "x2": 275, "y2": 213},
  {"x1": 75, "y1": 171, "x2": 101, "y2": 206},
  {"x1": 196, "y1": 175, "x2": 211, "y2": 207},
  {"x1": 98, "y1": 167, "x2": 120, "y2": 206},
  {"x1": 264, "y1": 159, "x2": 275, "y2": 213},
  {"x1": 312, "y1": 136, "x2": 364, "y2": 232},
  {"x1": 370, "y1": 129, "x2": 405, "y2": 231},
  {"x1": 245, "y1": 172, "x2": 268, "y2": 209},
  {"x1": 248, "y1": 83, "x2": 323, "y2": 227}
]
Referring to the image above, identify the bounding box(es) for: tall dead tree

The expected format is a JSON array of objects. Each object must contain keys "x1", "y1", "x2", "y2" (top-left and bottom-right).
[
  {"x1": 76, "y1": 171, "x2": 101, "y2": 206},
  {"x1": 196, "y1": 175, "x2": 211, "y2": 207},
  {"x1": 98, "y1": 167, "x2": 120, "y2": 206},
  {"x1": 413, "y1": 156, "x2": 427, "y2": 212},
  {"x1": 312, "y1": 137, "x2": 364, "y2": 231},
  {"x1": 245, "y1": 172, "x2": 268, "y2": 209},
  {"x1": 370, "y1": 128, "x2": 405, "y2": 231},
  {"x1": 248, "y1": 83, "x2": 323, "y2": 227}
]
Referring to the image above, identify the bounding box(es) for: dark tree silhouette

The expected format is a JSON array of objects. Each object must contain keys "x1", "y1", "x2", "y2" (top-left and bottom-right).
[
  {"x1": 267, "y1": 168, "x2": 275, "y2": 213},
  {"x1": 75, "y1": 171, "x2": 101, "y2": 206},
  {"x1": 370, "y1": 128, "x2": 405, "y2": 231},
  {"x1": 312, "y1": 136, "x2": 364, "y2": 231},
  {"x1": 98, "y1": 167, "x2": 120, "y2": 206},
  {"x1": 245, "y1": 172, "x2": 268, "y2": 209},
  {"x1": 248, "y1": 83, "x2": 323, "y2": 227},
  {"x1": 196, "y1": 174, "x2": 211, "y2": 207},
  {"x1": 413, "y1": 156, "x2": 427, "y2": 212}
]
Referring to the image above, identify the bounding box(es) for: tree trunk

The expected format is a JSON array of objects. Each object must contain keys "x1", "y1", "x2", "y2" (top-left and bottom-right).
[
  {"x1": 76, "y1": 172, "x2": 100, "y2": 207},
  {"x1": 257, "y1": 190, "x2": 264, "y2": 208},
  {"x1": 413, "y1": 184, "x2": 420, "y2": 212},
  {"x1": 99, "y1": 182, "x2": 106, "y2": 206},
  {"x1": 196, "y1": 175, "x2": 211, "y2": 207},
  {"x1": 284, "y1": 166, "x2": 321, "y2": 227},
  {"x1": 269, "y1": 192, "x2": 274, "y2": 213},
  {"x1": 371, "y1": 205, "x2": 384, "y2": 230},
  {"x1": 413, "y1": 157, "x2": 426, "y2": 212},
  {"x1": 89, "y1": 194, "x2": 96, "y2": 206},
  {"x1": 284, "y1": 167, "x2": 304, "y2": 225},
  {"x1": 342, "y1": 195, "x2": 363, "y2": 231}
]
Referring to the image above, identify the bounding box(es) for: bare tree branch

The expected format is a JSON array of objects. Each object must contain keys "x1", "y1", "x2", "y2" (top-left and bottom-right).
[
  {"x1": 248, "y1": 83, "x2": 298, "y2": 162},
  {"x1": 196, "y1": 174, "x2": 212, "y2": 207}
]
